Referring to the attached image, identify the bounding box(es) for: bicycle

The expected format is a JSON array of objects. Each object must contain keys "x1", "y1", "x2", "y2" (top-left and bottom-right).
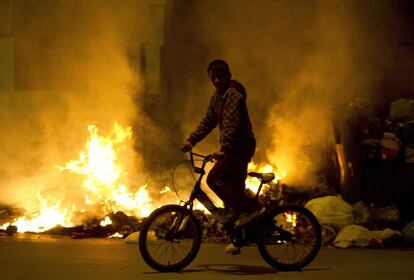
[{"x1": 138, "y1": 151, "x2": 322, "y2": 272}]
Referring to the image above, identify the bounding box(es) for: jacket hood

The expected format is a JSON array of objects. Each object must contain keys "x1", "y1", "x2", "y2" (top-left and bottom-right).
[{"x1": 229, "y1": 80, "x2": 247, "y2": 99}]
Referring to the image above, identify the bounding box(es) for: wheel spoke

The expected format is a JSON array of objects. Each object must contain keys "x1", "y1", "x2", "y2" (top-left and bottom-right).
[
  {"x1": 139, "y1": 205, "x2": 202, "y2": 271},
  {"x1": 258, "y1": 206, "x2": 321, "y2": 271}
]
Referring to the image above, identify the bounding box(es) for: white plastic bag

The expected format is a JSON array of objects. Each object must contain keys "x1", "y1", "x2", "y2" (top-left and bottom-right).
[
  {"x1": 124, "y1": 231, "x2": 139, "y2": 243},
  {"x1": 333, "y1": 225, "x2": 381, "y2": 248},
  {"x1": 305, "y1": 196, "x2": 354, "y2": 229},
  {"x1": 402, "y1": 220, "x2": 414, "y2": 244}
]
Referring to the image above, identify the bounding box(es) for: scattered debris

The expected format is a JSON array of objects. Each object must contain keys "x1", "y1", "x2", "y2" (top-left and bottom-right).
[
  {"x1": 352, "y1": 201, "x2": 372, "y2": 226},
  {"x1": 370, "y1": 204, "x2": 400, "y2": 226},
  {"x1": 321, "y1": 224, "x2": 337, "y2": 245},
  {"x1": 5, "y1": 225, "x2": 18, "y2": 236},
  {"x1": 42, "y1": 211, "x2": 143, "y2": 239},
  {"x1": 390, "y1": 98, "x2": 414, "y2": 122},
  {"x1": 1, "y1": 196, "x2": 410, "y2": 249}
]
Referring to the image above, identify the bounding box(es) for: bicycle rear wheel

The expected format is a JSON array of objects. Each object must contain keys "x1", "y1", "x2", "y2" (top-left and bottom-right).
[
  {"x1": 139, "y1": 205, "x2": 202, "y2": 272},
  {"x1": 257, "y1": 205, "x2": 321, "y2": 271}
]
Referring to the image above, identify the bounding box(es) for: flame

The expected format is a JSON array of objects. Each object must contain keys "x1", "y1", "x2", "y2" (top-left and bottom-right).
[
  {"x1": 245, "y1": 162, "x2": 284, "y2": 195},
  {"x1": 60, "y1": 123, "x2": 131, "y2": 193},
  {"x1": 1, "y1": 122, "x2": 291, "y2": 234},
  {"x1": 1, "y1": 122, "x2": 153, "y2": 233},
  {"x1": 1, "y1": 223, "x2": 10, "y2": 230},
  {"x1": 5, "y1": 195, "x2": 74, "y2": 232},
  {"x1": 285, "y1": 212, "x2": 297, "y2": 227},
  {"x1": 100, "y1": 216, "x2": 112, "y2": 227},
  {"x1": 58, "y1": 122, "x2": 152, "y2": 218},
  {"x1": 109, "y1": 232, "x2": 124, "y2": 238}
]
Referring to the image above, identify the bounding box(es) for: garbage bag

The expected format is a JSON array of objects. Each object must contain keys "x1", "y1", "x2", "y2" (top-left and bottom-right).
[
  {"x1": 333, "y1": 225, "x2": 382, "y2": 248},
  {"x1": 401, "y1": 220, "x2": 414, "y2": 244},
  {"x1": 390, "y1": 98, "x2": 414, "y2": 122},
  {"x1": 371, "y1": 228, "x2": 402, "y2": 246},
  {"x1": 370, "y1": 204, "x2": 400, "y2": 224},
  {"x1": 124, "y1": 231, "x2": 139, "y2": 243},
  {"x1": 352, "y1": 201, "x2": 372, "y2": 225},
  {"x1": 305, "y1": 196, "x2": 354, "y2": 229}
]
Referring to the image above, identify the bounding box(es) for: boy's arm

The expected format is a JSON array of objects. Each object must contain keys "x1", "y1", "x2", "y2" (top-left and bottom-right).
[
  {"x1": 187, "y1": 96, "x2": 218, "y2": 146},
  {"x1": 220, "y1": 90, "x2": 242, "y2": 154}
]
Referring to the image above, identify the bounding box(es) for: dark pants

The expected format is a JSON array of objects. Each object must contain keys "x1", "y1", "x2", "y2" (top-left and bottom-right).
[{"x1": 206, "y1": 141, "x2": 262, "y2": 214}]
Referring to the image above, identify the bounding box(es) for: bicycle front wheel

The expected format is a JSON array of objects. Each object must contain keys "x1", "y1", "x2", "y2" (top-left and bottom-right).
[
  {"x1": 139, "y1": 205, "x2": 202, "y2": 272},
  {"x1": 257, "y1": 205, "x2": 321, "y2": 271}
]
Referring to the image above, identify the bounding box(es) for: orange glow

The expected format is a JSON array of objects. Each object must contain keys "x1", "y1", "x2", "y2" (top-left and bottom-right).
[
  {"x1": 100, "y1": 216, "x2": 112, "y2": 227},
  {"x1": 246, "y1": 162, "x2": 284, "y2": 195},
  {"x1": 0, "y1": 123, "x2": 289, "y2": 233},
  {"x1": 1, "y1": 123, "x2": 153, "y2": 233},
  {"x1": 285, "y1": 212, "x2": 297, "y2": 227},
  {"x1": 58, "y1": 123, "x2": 152, "y2": 218},
  {"x1": 5, "y1": 195, "x2": 73, "y2": 232}
]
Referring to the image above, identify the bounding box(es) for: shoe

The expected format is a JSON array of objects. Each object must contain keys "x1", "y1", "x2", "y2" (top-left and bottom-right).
[
  {"x1": 224, "y1": 243, "x2": 241, "y2": 255},
  {"x1": 234, "y1": 207, "x2": 266, "y2": 229}
]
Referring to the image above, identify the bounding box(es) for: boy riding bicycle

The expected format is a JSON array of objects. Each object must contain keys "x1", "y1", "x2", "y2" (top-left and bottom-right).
[{"x1": 182, "y1": 59, "x2": 265, "y2": 254}]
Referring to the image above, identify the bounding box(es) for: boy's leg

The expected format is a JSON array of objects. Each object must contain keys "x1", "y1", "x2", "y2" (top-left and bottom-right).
[
  {"x1": 227, "y1": 158, "x2": 263, "y2": 213},
  {"x1": 207, "y1": 156, "x2": 262, "y2": 213}
]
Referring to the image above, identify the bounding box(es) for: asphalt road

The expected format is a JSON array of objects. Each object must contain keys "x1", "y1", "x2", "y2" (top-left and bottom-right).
[{"x1": 0, "y1": 234, "x2": 413, "y2": 280}]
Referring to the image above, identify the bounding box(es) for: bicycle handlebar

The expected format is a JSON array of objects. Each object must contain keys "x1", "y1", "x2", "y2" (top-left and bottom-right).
[{"x1": 186, "y1": 151, "x2": 214, "y2": 173}]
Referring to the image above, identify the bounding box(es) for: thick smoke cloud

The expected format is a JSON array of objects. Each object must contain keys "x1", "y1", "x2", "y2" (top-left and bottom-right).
[
  {"x1": 163, "y1": 0, "x2": 399, "y2": 187},
  {"x1": 0, "y1": 0, "x2": 153, "y2": 212},
  {"x1": 1, "y1": 0, "x2": 412, "y2": 218}
]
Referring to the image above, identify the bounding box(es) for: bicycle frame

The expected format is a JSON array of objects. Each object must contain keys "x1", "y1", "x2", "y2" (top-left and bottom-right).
[
  {"x1": 182, "y1": 151, "x2": 262, "y2": 225},
  {"x1": 139, "y1": 151, "x2": 322, "y2": 272},
  {"x1": 184, "y1": 152, "x2": 220, "y2": 216}
]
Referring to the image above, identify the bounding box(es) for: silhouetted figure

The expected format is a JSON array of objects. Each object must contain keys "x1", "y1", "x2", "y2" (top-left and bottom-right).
[{"x1": 181, "y1": 60, "x2": 263, "y2": 253}]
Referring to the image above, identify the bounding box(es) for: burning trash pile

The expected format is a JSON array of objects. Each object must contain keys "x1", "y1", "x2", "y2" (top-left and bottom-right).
[
  {"x1": 0, "y1": 121, "x2": 323, "y2": 241},
  {"x1": 0, "y1": 123, "x2": 161, "y2": 238},
  {"x1": 1, "y1": 96, "x2": 413, "y2": 247}
]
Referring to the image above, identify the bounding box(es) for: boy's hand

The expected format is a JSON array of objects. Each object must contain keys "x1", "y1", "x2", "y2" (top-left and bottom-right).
[
  {"x1": 213, "y1": 151, "x2": 227, "y2": 160},
  {"x1": 181, "y1": 141, "x2": 193, "y2": 153}
]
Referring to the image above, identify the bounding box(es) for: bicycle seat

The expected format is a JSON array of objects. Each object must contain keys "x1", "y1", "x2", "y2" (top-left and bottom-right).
[{"x1": 247, "y1": 172, "x2": 275, "y2": 183}]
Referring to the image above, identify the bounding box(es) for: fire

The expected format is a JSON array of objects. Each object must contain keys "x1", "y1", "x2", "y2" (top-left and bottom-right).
[
  {"x1": 1, "y1": 122, "x2": 153, "y2": 233},
  {"x1": 109, "y1": 232, "x2": 124, "y2": 238},
  {"x1": 285, "y1": 212, "x2": 297, "y2": 227},
  {"x1": 60, "y1": 123, "x2": 131, "y2": 193},
  {"x1": 245, "y1": 162, "x2": 284, "y2": 195},
  {"x1": 100, "y1": 216, "x2": 112, "y2": 227},
  {"x1": 58, "y1": 122, "x2": 152, "y2": 218},
  {"x1": 1, "y1": 223, "x2": 10, "y2": 230},
  {"x1": 1, "y1": 122, "x2": 289, "y2": 234},
  {"x1": 6, "y1": 195, "x2": 74, "y2": 233}
]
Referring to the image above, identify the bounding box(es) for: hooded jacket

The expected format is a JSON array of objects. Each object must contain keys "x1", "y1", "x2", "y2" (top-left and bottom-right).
[{"x1": 187, "y1": 80, "x2": 255, "y2": 156}]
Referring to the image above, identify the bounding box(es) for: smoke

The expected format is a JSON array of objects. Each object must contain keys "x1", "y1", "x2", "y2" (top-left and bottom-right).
[
  {"x1": 163, "y1": 0, "x2": 394, "y2": 187},
  {"x1": 1, "y1": 0, "x2": 409, "y2": 221},
  {"x1": 0, "y1": 1, "x2": 153, "y2": 211}
]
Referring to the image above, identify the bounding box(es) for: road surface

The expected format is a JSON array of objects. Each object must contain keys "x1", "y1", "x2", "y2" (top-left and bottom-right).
[{"x1": 0, "y1": 234, "x2": 413, "y2": 280}]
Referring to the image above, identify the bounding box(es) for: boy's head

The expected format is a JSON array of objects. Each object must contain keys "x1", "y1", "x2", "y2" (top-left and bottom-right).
[{"x1": 207, "y1": 59, "x2": 231, "y2": 92}]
